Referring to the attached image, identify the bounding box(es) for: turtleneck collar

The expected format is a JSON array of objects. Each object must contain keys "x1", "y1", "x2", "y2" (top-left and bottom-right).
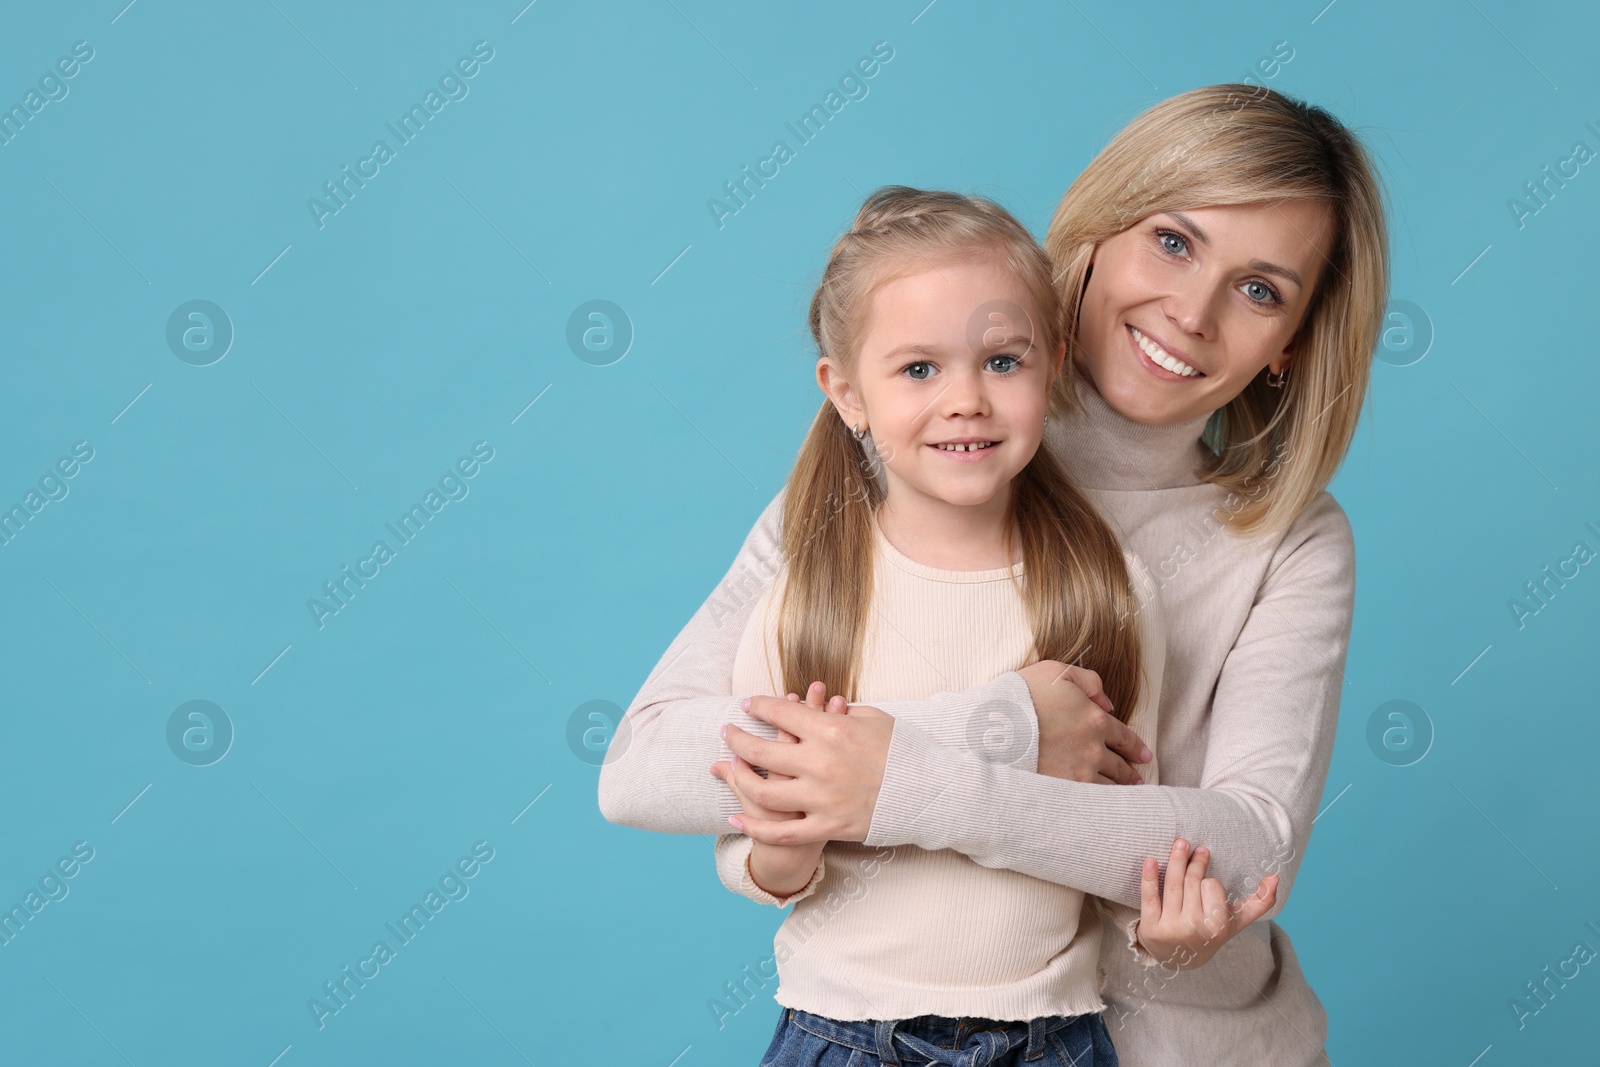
[{"x1": 1045, "y1": 371, "x2": 1217, "y2": 491}]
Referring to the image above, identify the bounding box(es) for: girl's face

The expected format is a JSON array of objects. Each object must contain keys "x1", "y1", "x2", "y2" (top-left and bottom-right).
[
  {"x1": 1076, "y1": 200, "x2": 1336, "y2": 426},
  {"x1": 818, "y1": 256, "x2": 1062, "y2": 516}
]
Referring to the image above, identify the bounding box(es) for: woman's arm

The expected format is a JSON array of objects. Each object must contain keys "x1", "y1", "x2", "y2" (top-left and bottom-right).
[
  {"x1": 859, "y1": 495, "x2": 1354, "y2": 917},
  {"x1": 597, "y1": 487, "x2": 1058, "y2": 835}
]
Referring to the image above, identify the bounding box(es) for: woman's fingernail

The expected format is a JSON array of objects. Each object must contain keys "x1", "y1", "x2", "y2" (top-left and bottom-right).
[
  {"x1": 728, "y1": 815, "x2": 744, "y2": 831},
  {"x1": 740, "y1": 697, "x2": 751, "y2": 711},
  {"x1": 1139, "y1": 746, "x2": 1153, "y2": 762},
  {"x1": 721, "y1": 724, "x2": 729, "y2": 743}
]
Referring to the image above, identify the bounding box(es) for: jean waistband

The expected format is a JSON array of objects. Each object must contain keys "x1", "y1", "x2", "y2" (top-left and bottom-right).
[{"x1": 788, "y1": 1008, "x2": 1078, "y2": 1064}]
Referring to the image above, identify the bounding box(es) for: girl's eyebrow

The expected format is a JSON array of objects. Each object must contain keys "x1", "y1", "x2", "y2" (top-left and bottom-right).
[
  {"x1": 880, "y1": 333, "x2": 1034, "y2": 362},
  {"x1": 879, "y1": 342, "x2": 942, "y2": 361},
  {"x1": 1164, "y1": 210, "x2": 1305, "y2": 289}
]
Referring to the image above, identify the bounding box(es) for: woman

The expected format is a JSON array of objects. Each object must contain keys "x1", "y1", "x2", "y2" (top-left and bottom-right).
[{"x1": 599, "y1": 83, "x2": 1386, "y2": 1066}]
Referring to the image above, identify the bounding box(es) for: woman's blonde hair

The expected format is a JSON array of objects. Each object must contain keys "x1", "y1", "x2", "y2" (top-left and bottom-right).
[
  {"x1": 777, "y1": 185, "x2": 1144, "y2": 718},
  {"x1": 1044, "y1": 83, "x2": 1390, "y2": 535}
]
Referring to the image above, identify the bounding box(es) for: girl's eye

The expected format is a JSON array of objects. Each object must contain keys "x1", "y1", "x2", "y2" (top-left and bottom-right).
[
  {"x1": 1157, "y1": 229, "x2": 1188, "y2": 256},
  {"x1": 903, "y1": 361, "x2": 934, "y2": 381},
  {"x1": 986, "y1": 354, "x2": 1022, "y2": 375},
  {"x1": 1241, "y1": 279, "x2": 1284, "y2": 305}
]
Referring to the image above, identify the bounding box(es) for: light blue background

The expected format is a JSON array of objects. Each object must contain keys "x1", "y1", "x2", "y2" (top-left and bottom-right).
[{"x1": 1, "y1": 1, "x2": 1596, "y2": 1064}]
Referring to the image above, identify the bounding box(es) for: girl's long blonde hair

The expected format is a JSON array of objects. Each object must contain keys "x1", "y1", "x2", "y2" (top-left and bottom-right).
[
  {"x1": 1045, "y1": 83, "x2": 1390, "y2": 536},
  {"x1": 777, "y1": 186, "x2": 1144, "y2": 719}
]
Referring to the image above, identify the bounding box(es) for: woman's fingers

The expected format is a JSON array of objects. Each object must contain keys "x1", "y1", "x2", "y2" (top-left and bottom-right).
[
  {"x1": 1104, "y1": 719, "x2": 1154, "y2": 767},
  {"x1": 1059, "y1": 664, "x2": 1115, "y2": 715},
  {"x1": 1098, "y1": 749, "x2": 1144, "y2": 786}
]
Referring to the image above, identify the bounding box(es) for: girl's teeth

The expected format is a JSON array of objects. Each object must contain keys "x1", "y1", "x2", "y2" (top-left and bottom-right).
[
  {"x1": 1131, "y1": 327, "x2": 1201, "y2": 377},
  {"x1": 935, "y1": 442, "x2": 995, "y2": 452}
]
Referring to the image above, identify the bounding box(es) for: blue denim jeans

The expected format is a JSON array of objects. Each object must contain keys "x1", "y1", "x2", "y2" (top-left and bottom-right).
[{"x1": 759, "y1": 1007, "x2": 1118, "y2": 1067}]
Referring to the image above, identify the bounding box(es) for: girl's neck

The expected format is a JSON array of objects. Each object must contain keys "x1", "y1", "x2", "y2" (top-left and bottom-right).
[{"x1": 874, "y1": 489, "x2": 1020, "y2": 571}]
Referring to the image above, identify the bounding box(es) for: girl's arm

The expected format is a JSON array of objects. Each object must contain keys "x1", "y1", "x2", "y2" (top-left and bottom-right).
[
  {"x1": 858, "y1": 493, "x2": 1354, "y2": 917},
  {"x1": 713, "y1": 833, "x2": 826, "y2": 908},
  {"x1": 597, "y1": 488, "x2": 1051, "y2": 835}
]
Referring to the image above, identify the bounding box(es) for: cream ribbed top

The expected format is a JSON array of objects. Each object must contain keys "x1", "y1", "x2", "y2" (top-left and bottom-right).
[{"x1": 713, "y1": 515, "x2": 1165, "y2": 1022}]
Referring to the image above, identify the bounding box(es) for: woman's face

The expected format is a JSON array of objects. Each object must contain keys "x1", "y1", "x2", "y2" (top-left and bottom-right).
[{"x1": 1076, "y1": 200, "x2": 1336, "y2": 426}]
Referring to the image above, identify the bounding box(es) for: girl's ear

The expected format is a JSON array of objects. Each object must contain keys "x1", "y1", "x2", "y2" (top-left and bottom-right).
[{"x1": 816, "y1": 358, "x2": 864, "y2": 427}]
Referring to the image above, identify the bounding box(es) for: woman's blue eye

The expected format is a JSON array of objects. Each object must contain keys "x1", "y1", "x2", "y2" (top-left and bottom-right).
[
  {"x1": 1242, "y1": 279, "x2": 1283, "y2": 305},
  {"x1": 986, "y1": 355, "x2": 1022, "y2": 375},
  {"x1": 904, "y1": 362, "x2": 933, "y2": 380},
  {"x1": 1158, "y1": 230, "x2": 1188, "y2": 255}
]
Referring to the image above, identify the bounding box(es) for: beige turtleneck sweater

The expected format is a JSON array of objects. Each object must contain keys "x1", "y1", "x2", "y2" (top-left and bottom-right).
[
  {"x1": 598, "y1": 373, "x2": 1355, "y2": 1066},
  {"x1": 712, "y1": 515, "x2": 1167, "y2": 1021}
]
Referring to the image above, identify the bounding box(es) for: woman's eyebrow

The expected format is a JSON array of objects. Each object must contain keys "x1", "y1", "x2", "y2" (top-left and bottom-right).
[{"x1": 1165, "y1": 209, "x2": 1304, "y2": 289}]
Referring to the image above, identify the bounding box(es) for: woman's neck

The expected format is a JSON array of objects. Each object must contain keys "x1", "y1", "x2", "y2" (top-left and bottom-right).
[{"x1": 1046, "y1": 372, "x2": 1217, "y2": 491}]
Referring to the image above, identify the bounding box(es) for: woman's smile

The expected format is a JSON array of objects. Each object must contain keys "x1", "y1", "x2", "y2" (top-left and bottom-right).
[{"x1": 1128, "y1": 325, "x2": 1205, "y2": 379}]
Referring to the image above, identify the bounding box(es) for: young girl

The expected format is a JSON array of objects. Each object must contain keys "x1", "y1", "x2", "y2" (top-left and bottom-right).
[{"x1": 709, "y1": 187, "x2": 1268, "y2": 1066}]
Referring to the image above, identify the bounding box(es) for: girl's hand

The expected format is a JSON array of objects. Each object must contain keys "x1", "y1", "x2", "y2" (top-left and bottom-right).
[
  {"x1": 713, "y1": 694, "x2": 894, "y2": 845},
  {"x1": 717, "y1": 683, "x2": 843, "y2": 898},
  {"x1": 1018, "y1": 659, "x2": 1152, "y2": 785},
  {"x1": 1134, "y1": 838, "x2": 1279, "y2": 971}
]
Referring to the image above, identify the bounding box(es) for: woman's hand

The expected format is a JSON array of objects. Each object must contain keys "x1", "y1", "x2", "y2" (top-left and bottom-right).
[
  {"x1": 1018, "y1": 660, "x2": 1152, "y2": 785},
  {"x1": 1134, "y1": 838, "x2": 1279, "y2": 971},
  {"x1": 709, "y1": 688, "x2": 894, "y2": 846}
]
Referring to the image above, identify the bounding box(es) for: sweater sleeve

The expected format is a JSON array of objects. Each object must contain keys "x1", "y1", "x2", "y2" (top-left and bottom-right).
[
  {"x1": 862, "y1": 494, "x2": 1355, "y2": 916},
  {"x1": 1092, "y1": 554, "x2": 1167, "y2": 970},
  {"x1": 713, "y1": 833, "x2": 827, "y2": 907},
  {"x1": 597, "y1": 487, "x2": 1042, "y2": 836}
]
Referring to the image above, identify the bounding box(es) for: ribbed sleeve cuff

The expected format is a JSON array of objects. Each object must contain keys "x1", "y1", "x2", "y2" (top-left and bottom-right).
[{"x1": 739, "y1": 848, "x2": 826, "y2": 908}]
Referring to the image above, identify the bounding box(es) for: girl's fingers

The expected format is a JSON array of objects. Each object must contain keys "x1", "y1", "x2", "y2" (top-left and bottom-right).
[
  {"x1": 1060, "y1": 664, "x2": 1115, "y2": 715},
  {"x1": 726, "y1": 752, "x2": 797, "y2": 820},
  {"x1": 1183, "y1": 846, "x2": 1208, "y2": 923},
  {"x1": 1232, "y1": 874, "x2": 1279, "y2": 928},
  {"x1": 806, "y1": 681, "x2": 828, "y2": 708},
  {"x1": 1198, "y1": 876, "x2": 1229, "y2": 935},
  {"x1": 734, "y1": 812, "x2": 822, "y2": 847},
  {"x1": 1140, "y1": 857, "x2": 1161, "y2": 923},
  {"x1": 1163, "y1": 839, "x2": 1188, "y2": 915}
]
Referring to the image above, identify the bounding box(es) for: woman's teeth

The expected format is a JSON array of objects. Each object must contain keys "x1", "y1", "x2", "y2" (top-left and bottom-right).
[
  {"x1": 935, "y1": 441, "x2": 996, "y2": 452},
  {"x1": 1131, "y1": 327, "x2": 1201, "y2": 377}
]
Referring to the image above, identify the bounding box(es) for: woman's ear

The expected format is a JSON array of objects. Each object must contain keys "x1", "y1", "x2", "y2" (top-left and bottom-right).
[
  {"x1": 816, "y1": 358, "x2": 864, "y2": 428},
  {"x1": 1270, "y1": 333, "x2": 1299, "y2": 376}
]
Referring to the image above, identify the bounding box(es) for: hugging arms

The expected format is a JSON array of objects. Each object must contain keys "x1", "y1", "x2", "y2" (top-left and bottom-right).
[{"x1": 597, "y1": 486, "x2": 1351, "y2": 924}]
